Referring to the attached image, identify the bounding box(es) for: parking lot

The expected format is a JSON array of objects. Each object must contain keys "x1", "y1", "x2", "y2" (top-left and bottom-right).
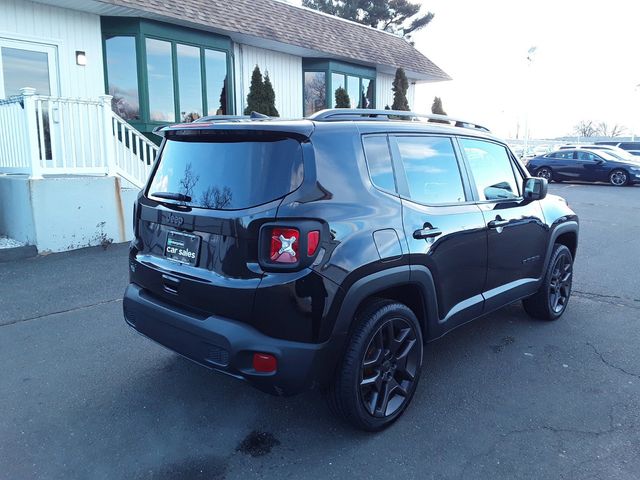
[{"x1": 1, "y1": 183, "x2": 639, "y2": 480}]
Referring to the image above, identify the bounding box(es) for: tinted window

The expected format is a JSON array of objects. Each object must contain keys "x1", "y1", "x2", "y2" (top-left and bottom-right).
[
  {"x1": 304, "y1": 71, "x2": 326, "y2": 115},
  {"x1": 555, "y1": 151, "x2": 575, "y2": 159},
  {"x1": 460, "y1": 139, "x2": 520, "y2": 200},
  {"x1": 105, "y1": 36, "x2": 139, "y2": 120},
  {"x1": 363, "y1": 136, "x2": 395, "y2": 193},
  {"x1": 177, "y1": 44, "x2": 203, "y2": 122},
  {"x1": 396, "y1": 136, "x2": 465, "y2": 204},
  {"x1": 576, "y1": 151, "x2": 597, "y2": 161},
  {"x1": 205, "y1": 49, "x2": 228, "y2": 115},
  {"x1": 148, "y1": 136, "x2": 303, "y2": 210},
  {"x1": 146, "y1": 39, "x2": 175, "y2": 122}
]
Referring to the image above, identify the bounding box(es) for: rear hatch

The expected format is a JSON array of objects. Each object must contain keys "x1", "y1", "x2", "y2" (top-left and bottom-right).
[{"x1": 132, "y1": 123, "x2": 311, "y2": 322}]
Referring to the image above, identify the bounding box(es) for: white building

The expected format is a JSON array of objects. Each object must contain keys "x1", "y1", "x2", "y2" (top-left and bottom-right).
[{"x1": 0, "y1": 0, "x2": 449, "y2": 252}]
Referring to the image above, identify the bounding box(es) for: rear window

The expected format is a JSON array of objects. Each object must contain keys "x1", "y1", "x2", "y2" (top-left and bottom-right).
[{"x1": 148, "y1": 136, "x2": 304, "y2": 210}]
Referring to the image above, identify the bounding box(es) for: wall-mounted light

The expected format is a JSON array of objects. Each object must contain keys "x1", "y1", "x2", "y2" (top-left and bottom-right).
[{"x1": 75, "y1": 51, "x2": 87, "y2": 66}]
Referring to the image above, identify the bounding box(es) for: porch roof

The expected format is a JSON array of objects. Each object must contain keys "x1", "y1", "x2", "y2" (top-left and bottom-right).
[{"x1": 43, "y1": 0, "x2": 450, "y2": 82}]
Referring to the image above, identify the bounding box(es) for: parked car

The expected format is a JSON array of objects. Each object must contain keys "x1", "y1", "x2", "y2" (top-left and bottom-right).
[
  {"x1": 558, "y1": 144, "x2": 637, "y2": 161},
  {"x1": 595, "y1": 141, "x2": 640, "y2": 156},
  {"x1": 123, "y1": 109, "x2": 579, "y2": 431},
  {"x1": 527, "y1": 149, "x2": 640, "y2": 186}
]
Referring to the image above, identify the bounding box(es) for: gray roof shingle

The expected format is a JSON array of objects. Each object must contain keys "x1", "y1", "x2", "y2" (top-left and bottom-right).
[{"x1": 96, "y1": 0, "x2": 450, "y2": 80}]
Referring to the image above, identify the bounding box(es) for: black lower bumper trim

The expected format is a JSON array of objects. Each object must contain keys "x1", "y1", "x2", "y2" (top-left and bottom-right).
[{"x1": 123, "y1": 284, "x2": 341, "y2": 395}]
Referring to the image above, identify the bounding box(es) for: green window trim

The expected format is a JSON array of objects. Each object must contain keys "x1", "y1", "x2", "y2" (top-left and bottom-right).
[
  {"x1": 102, "y1": 17, "x2": 235, "y2": 133},
  {"x1": 302, "y1": 59, "x2": 376, "y2": 115}
]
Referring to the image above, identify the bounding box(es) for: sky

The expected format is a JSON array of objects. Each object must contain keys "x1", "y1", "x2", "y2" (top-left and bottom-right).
[{"x1": 410, "y1": 0, "x2": 640, "y2": 139}]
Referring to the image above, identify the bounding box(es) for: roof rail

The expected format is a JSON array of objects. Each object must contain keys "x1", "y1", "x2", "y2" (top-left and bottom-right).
[{"x1": 308, "y1": 108, "x2": 490, "y2": 132}]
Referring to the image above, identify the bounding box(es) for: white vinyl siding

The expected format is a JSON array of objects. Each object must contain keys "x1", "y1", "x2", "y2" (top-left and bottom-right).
[
  {"x1": 376, "y1": 72, "x2": 416, "y2": 111},
  {"x1": 234, "y1": 43, "x2": 302, "y2": 118},
  {"x1": 0, "y1": 0, "x2": 104, "y2": 99}
]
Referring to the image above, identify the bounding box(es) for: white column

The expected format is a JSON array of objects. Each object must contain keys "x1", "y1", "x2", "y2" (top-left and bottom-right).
[
  {"x1": 20, "y1": 87, "x2": 42, "y2": 179},
  {"x1": 99, "y1": 94, "x2": 116, "y2": 175}
]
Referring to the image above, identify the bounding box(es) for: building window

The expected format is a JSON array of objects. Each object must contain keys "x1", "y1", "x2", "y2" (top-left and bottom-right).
[
  {"x1": 2, "y1": 47, "x2": 51, "y2": 97},
  {"x1": 306, "y1": 60, "x2": 375, "y2": 114},
  {"x1": 177, "y1": 43, "x2": 202, "y2": 122},
  {"x1": 205, "y1": 49, "x2": 228, "y2": 115},
  {"x1": 304, "y1": 71, "x2": 326, "y2": 116},
  {"x1": 104, "y1": 36, "x2": 139, "y2": 120},
  {"x1": 102, "y1": 18, "x2": 234, "y2": 131},
  {"x1": 146, "y1": 38, "x2": 175, "y2": 122}
]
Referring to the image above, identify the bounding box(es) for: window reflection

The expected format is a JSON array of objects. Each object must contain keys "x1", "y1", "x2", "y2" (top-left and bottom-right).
[
  {"x1": 397, "y1": 136, "x2": 466, "y2": 204},
  {"x1": 362, "y1": 78, "x2": 374, "y2": 109},
  {"x1": 177, "y1": 44, "x2": 202, "y2": 122},
  {"x1": 205, "y1": 49, "x2": 227, "y2": 115},
  {"x1": 460, "y1": 139, "x2": 520, "y2": 200},
  {"x1": 347, "y1": 75, "x2": 360, "y2": 108},
  {"x1": 2, "y1": 47, "x2": 50, "y2": 96},
  {"x1": 331, "y1": 73, "x2": 345, "y2": 107},
  {"x1": 363, "y1": 136, "x2": 395, "y2": 192},
  {"x1": 105, "y1": 36, "x2": 139, "y2": 120},
  {"x1": 146, "y1": 38, "x2": 175, "y2": 122},
  {"x1": 304, "y1": 71, "x2": 326, "y2": 116}
]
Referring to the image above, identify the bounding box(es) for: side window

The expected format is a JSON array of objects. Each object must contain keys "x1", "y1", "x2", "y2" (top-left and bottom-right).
[
  {"x1": 363, "y1": 135, "x2": 396, "y2": 193},
  {"x1": 557, "y1": 151, "x2": 575, "y2": 160},
  {"x1": 576, "y1": 151, "x2": 595, "y2": 161},
  {"x1": 396, "y1": 136, "x2": 466, "y2": 204},
  {"x1": 460, "y1": 138, "x2": 520, "y2": 201}
]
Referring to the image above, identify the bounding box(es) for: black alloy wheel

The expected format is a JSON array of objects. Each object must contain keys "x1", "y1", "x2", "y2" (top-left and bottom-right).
[
  {"x1": 360, "y1": 317, "x2": 420, "y2": 418},
  {"x1": 536, "y1": 167, "x2": 552, "y2": 181},
  {"x1": 548, "y1": 250, "x2": 573, "y2": 314}
]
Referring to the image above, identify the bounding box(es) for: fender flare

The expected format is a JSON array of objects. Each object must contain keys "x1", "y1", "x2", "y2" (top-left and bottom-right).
[
  {"x1": 332, "y1": 265, "x2": 439, "y2": 342},
  {"x1": 545, "y1": 220, "x2": 579, "y2": 268}
]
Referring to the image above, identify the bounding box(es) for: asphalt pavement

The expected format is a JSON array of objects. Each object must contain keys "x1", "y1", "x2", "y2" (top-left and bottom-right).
[{"x1": 1, "y1": 183, "x2": 639, "y2": 480}]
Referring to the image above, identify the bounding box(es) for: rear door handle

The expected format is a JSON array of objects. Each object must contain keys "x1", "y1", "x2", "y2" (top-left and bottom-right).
[
  {"x1": 488, "y1": 217, "x2": 509, "y2": 228},
  {"x1": 413, "y1": 226, "x2": 442, "y2": 239}
]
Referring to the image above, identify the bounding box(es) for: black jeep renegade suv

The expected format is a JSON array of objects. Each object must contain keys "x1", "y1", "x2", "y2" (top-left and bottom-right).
[{"x1": 123, "y1": 109, "x2": 578, "y2": 431}]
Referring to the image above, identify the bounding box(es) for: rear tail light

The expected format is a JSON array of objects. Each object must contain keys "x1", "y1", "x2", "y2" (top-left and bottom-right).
[
  {"x1": 269, "y1": 227, "x2": 300, "y2": 263},
  {"x1": 253, "y1": 352, "x2": 277, "y2": 373},
  {"x1": 307, "y1": 230, "x2": 320, "y2": 256},
  {"x1": 260, "y1": 222, "x2": 323, "y2": 270}
]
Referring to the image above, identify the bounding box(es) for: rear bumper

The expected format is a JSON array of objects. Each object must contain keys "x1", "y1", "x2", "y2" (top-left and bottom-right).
[{"x1": 123, "y1": 284, "x2": 341, "y2": 395}]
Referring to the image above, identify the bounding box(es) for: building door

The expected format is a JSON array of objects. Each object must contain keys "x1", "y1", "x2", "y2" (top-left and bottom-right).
[{"x1": 0, "y1": 38, "x2": 59, "y2": 98}]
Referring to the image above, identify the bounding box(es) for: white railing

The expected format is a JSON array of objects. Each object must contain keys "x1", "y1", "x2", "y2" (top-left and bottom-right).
[
  {"x1": 110, "y1": 113, "x2": 157, "y2": 187},
  {"x1": 0, "y1": 88, "x2": 158, "y2": 188},
  {"x1": 0, "y1": 96, "x2": 32, "y2": 174}
]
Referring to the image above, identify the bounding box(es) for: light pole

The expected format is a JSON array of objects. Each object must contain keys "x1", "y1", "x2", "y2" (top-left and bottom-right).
[{"x1": 523, "y1": 46, "x2": 537, "y2": 155}]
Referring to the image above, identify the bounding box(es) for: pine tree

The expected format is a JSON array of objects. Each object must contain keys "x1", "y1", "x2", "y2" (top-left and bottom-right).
[
  {"x1": 263, "y1": 72, "x2": 279, "y2": 117},
  {"x1": 244, "y1": 65, "x2": 266, "y2": 115},
  {"x1": 429, "y1": 96, "x2": 448, "y2": 123},
  {"x1": 218, "y1": 76, "x2": 227, "y2": 114},
  {"x1": 391, "y1": 68, "x2": 409, "y2": 111},
  {"x1": 431, "y1": 96, "x2": 446, "y2": 115},
  {"x1": 334, "y1": 86, "x2": 351, "y2": 108}
]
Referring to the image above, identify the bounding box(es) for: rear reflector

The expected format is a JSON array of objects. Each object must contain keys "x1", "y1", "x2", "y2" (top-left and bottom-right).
[
  {"x1": 253, "y1": 353, "x2": 277, "y2": 373},
  {"x1": 307, "y1": 230, "x2": 320, "y2": 256},
  {"x1": 269, "y1": 227, "x2": 299, "y2": 263}
]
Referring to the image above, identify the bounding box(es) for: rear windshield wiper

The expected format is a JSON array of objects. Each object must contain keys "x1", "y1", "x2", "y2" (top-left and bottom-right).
[{"x1": 151, "y1": 191, "x2": 192, "y2": 202}]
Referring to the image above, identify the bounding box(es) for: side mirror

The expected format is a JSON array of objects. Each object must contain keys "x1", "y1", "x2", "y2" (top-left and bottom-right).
[
  {"x1": 524, "y1": 177, "x2": 548, "y2": 201},
  {"x1": 595, "y1": 159, "x2": 605, "y2": 164}
]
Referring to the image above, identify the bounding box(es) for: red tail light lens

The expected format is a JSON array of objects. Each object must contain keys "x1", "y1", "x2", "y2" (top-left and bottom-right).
[
  {"x1": 269, "y1": 228, "x2": 299, "y2": 263},
  {"x1": 253, "y1": 352, "x2": 277, "y2": 373},
  {"x1": 307, "y1": 230, "x2": 320, "y2": 256}
]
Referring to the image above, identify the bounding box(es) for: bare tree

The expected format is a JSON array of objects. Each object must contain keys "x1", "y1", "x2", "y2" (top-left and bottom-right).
[
  {"x1": 593, "y1": 121, "x2": 627, "y2": 138},
  {"x1": 609, "y1": 124, "x2": 627, "y2": 137},
  {"x1": 573, "y1": 120, "x2": 597, "y2": 138}
]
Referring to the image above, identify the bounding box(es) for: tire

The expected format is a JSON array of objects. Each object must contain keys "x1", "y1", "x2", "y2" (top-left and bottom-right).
[
  {"x1": 536, "y1": 167, "x2": 553, "y2": 182},
  {"x1": 609, "y1": 169, "x2": 628, "y2": 186},
  {"x1": 523, "y1": 244, "x2": 573, "y2": 321},
  {"x1": 327, "y1": 300, "x2": 423, "y2": 431}
]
